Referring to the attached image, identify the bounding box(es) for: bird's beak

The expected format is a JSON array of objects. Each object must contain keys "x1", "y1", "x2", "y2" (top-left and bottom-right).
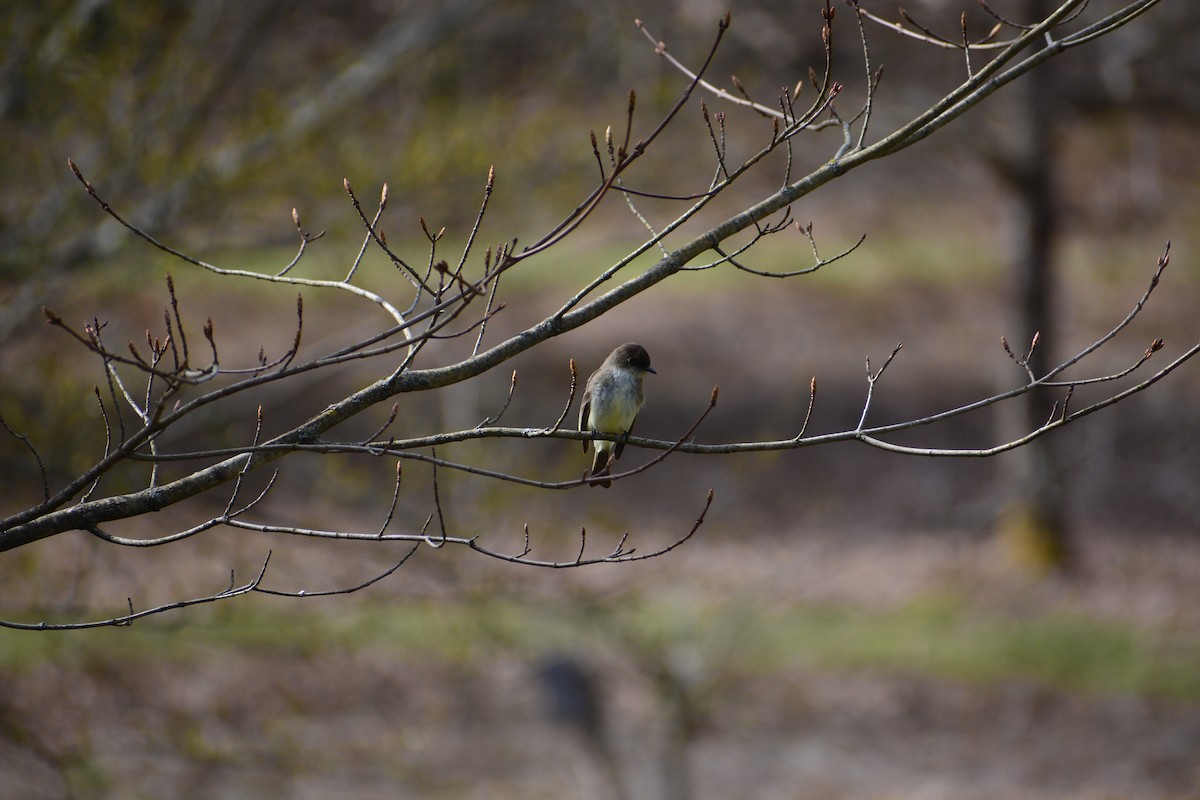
[{"x1": 645, "y1": 366, "x2": 657, "y2": 374}]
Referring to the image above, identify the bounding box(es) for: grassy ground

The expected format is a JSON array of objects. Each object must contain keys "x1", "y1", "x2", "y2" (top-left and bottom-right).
[{"x1": 3, "y1": 527, "x2": 1200, "y2": 799}]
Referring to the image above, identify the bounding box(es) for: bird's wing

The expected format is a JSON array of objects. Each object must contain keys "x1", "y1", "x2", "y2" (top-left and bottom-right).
[{"x1": 579, "y1": 394, "x2": 592, "y2": 453}]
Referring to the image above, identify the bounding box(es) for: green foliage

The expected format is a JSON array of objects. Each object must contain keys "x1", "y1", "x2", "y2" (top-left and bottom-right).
[
  {"x1": 756, "y1": 595, "x2": 1200, "y2": 700},
  {"x1": 4, "y1": 593, "x2": 1197, "y2": 702}
]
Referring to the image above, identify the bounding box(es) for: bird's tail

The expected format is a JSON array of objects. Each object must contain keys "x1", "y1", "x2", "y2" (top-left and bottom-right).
[{"x1": 589, "y1": 446, "x2": 613, "y2": 489}]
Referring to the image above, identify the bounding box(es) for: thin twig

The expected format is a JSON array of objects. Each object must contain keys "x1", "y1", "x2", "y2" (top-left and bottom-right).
[
  {"x1": 255, "y1": 545, "x2": 419, "y2": 597},
  {"x1": 0, "y1": 414, "x2": 49, "y2": 503},
  {"x1": 542, "y1": 359, "x2": 579, "y2": 434},
  {"x1": 477, "y1": 371, "x2": 518, "y2": 428},
  {"x1": 0, "y1": 552, "x2": 274, "y2": 630}
]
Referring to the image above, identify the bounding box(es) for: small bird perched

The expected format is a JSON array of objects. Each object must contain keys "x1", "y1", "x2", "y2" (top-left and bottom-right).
[{"x1": 579, "y1": 342, "x2": 655, "y2": 488}]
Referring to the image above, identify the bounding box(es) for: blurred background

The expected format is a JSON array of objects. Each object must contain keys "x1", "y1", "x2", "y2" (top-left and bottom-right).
[{"x1": 2, "y1": 1, "x2": 1199, "y2": 798}]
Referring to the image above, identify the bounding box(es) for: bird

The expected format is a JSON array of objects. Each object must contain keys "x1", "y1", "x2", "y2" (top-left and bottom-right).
[{"x1": 579, "y1": 343, "x2": 655, "y2": 488}]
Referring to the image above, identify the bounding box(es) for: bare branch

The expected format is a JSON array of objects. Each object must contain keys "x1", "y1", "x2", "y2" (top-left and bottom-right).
[
  {"x1": 477, "y1": 371, "x2": 519, "y2": 428},
  {"x1": 0, "y1": 414, "x2": 49, "y2": 503},
  {"x1": 0, "y1": 1, "x2": 1186, "y2": 629},
  {"x1": 254, "y1": 545, "x2": 419, "y2": 598},
  {"x1": 542, "y1": 359, "x2": 579, "y2": 435},
  {"x1": 0, "y1": 552, "x2": 274, "y2": 630}
]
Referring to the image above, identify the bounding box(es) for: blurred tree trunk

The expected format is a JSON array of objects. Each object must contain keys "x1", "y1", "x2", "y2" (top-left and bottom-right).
[
  {"x1": 655, "y1": 663, "x2": 699, "y2": 800},
  {"x1": 993, "y1": 0, "x2": 1071, "y2": 572}
]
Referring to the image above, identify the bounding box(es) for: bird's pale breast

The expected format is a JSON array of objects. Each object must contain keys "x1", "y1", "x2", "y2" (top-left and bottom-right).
[{"x1": 586, "y1": 370, "x2": 643, "y2": 434}]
